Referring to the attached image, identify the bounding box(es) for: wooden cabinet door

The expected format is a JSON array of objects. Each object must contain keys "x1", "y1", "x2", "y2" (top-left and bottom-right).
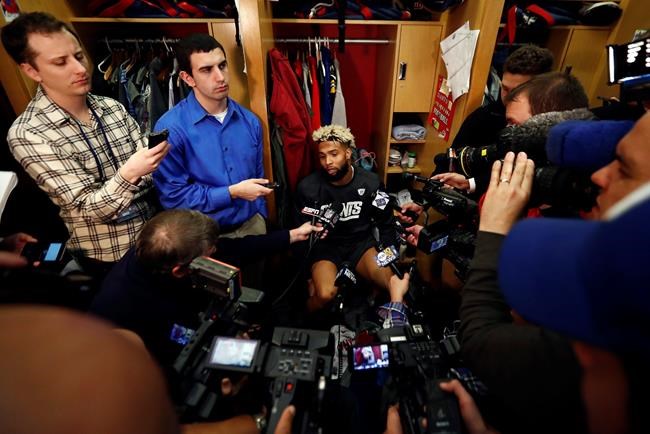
[
  {"x1": 561, "y1": 29, "x2": 610, "y2": 96},
  {"x1": 394, "y1": 24, "x2": 442, "y2": 113}
]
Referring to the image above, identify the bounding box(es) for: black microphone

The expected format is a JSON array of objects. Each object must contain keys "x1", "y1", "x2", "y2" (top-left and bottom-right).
[
  {"x1": 317, "y1": 202, "x2": 342, "y2": 238},
  {"x1": 335, "y1": 261, "x2": 357, "y2": 288},
  {"x1": 371, "y1": 220, "x2": 403, "y2": 279}
]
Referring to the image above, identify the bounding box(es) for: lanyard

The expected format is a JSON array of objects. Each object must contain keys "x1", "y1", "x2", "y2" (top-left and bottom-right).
[{"x1": 72, "y1": 105, "x2": 120, "y2": 181}]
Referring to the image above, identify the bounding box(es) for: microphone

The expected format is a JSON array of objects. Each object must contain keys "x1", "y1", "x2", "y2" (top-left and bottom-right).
[
  {"x1": 318, "y1": 202, "x2": 342, "y2": 238},
  {"x1": 335, "y1": 262, "x2": 357, "y2": 288},
  {"x1": 546, "y1": 120, "x2": 634, "y2": 172},
  {"x1": 497, "y1": 108, "x2": 595, "y2": 164},
  {"x1": 371, "y1": 221, "x2": 403, "y2": 279}
]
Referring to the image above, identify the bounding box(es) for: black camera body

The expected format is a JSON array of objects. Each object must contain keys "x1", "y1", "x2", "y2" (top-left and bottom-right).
[
  {"x1": 365, "y1": 324, "x2": 462, "y2": 434},
  {"x1": 206, "y1": 328, "x2": 333, "y2": 434},
  {"x1": 403, "y1": 173, "x2": 478, "y2": 281}
]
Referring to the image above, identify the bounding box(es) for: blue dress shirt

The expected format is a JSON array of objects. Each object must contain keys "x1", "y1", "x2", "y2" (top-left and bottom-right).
[{"x1": 153, "y1": 92, "x2": 267, "y2": 229}]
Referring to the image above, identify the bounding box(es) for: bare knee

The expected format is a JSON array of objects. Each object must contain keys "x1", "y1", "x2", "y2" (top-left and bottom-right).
[{"x1": 309, "y1": 283, "x2": 338, "y2": 311}]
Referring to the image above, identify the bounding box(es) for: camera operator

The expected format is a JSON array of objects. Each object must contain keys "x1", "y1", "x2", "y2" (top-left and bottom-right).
[
  {"x1": 398, "y1": 71, "x2": 591, "y2": 224},
  {"x1": 458, "y1": 112, "x2": 650, "y2": 434},
  {"x1": 295, "y1": 125, "x2": 400, "y2": 312},
  {"x1": 90, "y1": 209, "x2": 317, "y2": 372},
  {"x1": 451, "y1": 45, "x2": 554, "y2": 150}
]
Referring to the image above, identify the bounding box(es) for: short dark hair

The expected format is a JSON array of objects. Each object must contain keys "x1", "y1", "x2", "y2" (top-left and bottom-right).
[
  {"x1": 504, "y1": 45, "x2": 554, "y2": 76},
  {"x1": 506, "y1": 71, "x2": 589, "y2": 116},
  {"x1": 135, "y1": 209, "x2": 220, "y2": 275},
  {"x1": 176, "y1": 33, "x2": 225, "y2": 75},
  {"x1": 1, "y1": 12, "x2": 80, "y2": 66}
]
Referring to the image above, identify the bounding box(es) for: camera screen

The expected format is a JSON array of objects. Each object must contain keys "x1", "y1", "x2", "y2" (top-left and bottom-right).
[
  {"x1": 352, "y1": 344, "x2": 390, "y2": 371},
  {"x1": 43, "y1": 243, "x2": 63, "y2": 261},
  {"x1": 209, "y1": 337, "x2": 259, "y2": 368}
]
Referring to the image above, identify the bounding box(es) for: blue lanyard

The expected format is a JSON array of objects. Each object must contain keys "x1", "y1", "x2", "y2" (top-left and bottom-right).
[{"x1": 73, "y1": 105, "x2": 120, "y2": 181}]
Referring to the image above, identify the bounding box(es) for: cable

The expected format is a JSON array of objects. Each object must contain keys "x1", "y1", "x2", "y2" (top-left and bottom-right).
[{"x1": 270, "y1": 240, "x2": 316, "y2": 307}]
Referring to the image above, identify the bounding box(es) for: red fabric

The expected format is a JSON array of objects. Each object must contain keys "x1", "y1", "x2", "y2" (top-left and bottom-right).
[
  {"x1": 269, "y1": 48, "x2": 314, "y2": 191},
  {"x1": 94, "y1": 0, "x2": 136, "y2": 17},
  {"x1": 308, "y1": 56, "x2": 322, "y2": 131},
  {"x1": 526, "y1": 4, "x2": 555, "y2": 26}
]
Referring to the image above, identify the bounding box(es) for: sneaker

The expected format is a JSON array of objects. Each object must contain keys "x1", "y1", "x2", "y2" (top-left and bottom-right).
[{"x1": 579, "y1": 2, "x2": 622, "y2": 26}]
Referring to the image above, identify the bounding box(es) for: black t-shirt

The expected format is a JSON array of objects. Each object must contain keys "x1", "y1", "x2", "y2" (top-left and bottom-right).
[{"x1": 295, "y1": 167, "x2": 397, "y2": 245}]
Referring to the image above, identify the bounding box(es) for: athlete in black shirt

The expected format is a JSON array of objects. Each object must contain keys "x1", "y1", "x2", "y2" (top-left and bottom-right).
[{"x1": 296, "y1": 125, "x2": 399, "y2": 311}]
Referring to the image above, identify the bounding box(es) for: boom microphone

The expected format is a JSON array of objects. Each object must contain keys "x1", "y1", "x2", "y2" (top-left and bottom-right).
[
  {"x1": 546, "y1": 120, "x2": 634, "y2": 172},
  {"x1": 498, "y1": 108, "x2": 595, "y2": 164}
]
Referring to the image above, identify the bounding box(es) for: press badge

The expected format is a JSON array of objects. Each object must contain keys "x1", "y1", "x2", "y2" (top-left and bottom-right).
[{"x1": 115, "y1": 203, "x2": 140, "y2": 223}]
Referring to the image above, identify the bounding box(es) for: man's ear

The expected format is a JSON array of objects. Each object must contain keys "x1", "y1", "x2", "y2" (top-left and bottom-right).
[
  {"x1": 179, "y1": 71, "x2": 195, "y2": 88},
  {"x1": 345, "y1": 146, "x2": 353, "y2": 161},
  {"x1": 171, "y1": 264, "x2": 189, "y2": 278},
  {"x1": 20, "y1": 62, "x2": 42, "y2": 83}
]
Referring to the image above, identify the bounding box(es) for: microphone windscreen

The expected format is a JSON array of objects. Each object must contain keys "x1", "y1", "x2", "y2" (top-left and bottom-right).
[{"x1": 546, "y1": 120, "x2": 634, "y2": 171}]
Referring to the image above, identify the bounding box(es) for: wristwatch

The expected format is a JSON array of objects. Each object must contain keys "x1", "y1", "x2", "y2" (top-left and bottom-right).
[{"x1": 252, "y1": 412, "x2": 267, "y2": 432}]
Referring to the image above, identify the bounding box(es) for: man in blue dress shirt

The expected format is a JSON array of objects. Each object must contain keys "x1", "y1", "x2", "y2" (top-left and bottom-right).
[{"x1": 154, "y1": 33, "x2": 272, "y2": 238}]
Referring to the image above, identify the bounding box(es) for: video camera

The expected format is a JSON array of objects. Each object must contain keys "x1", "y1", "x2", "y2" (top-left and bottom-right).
[
  {"x1": 206, "y1": 327, "x2": 333, "y2": 434},
  {"x1": 173, "y1": 257, "x2": 265, "y2": 420},
  {"x1": 436, "y1": 108, "x2": 600, "y2": 211},
  {"x1": 350, "y1": 324, "x2": 462, "y2": 434},
  {"x1": 402, "y1": 173, "x2": 477, "y2": 281}
]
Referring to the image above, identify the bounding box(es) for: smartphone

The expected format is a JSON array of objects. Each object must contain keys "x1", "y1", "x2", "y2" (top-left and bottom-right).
[
  {"x1": 351, "y1": 343, "x2": 390, "y2": 371},
  {"x1": 263, "y1": 182, "x2": 280, "y2": 189},
  {"x1": 147, "y1": 129, "x2": 169, "y2": 149},
  {"x1": 21, "y1": 242, "x2": 66, "y2": 264}
]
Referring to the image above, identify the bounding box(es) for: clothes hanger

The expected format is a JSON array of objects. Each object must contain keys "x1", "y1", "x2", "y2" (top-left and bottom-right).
[{"x1": 97, "y1": 37, "x2": 112, "y2": 74}]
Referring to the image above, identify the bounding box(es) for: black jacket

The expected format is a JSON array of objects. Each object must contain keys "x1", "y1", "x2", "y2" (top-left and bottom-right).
[{"x1": 459, "y1": 231, "x2": 587, "y2": 434}]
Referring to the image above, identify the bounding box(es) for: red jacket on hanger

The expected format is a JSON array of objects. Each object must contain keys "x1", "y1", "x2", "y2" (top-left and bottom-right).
[{"x1": 269, "y1": 48, "x2": 313, "y2": 191}]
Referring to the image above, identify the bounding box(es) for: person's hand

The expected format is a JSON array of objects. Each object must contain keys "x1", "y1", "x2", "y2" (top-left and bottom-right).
[
  {"x1": 397, "y1": 202, "x2": 423, "y2": 224},
  {"x1": 273, "y1": 405, "x2": 295, "y2": 434},
  {"x1": 439, "y1": 380, "x2": 500, "y2": 434},
  {"x1": 1, "y1": 232, "x2": 37, "y2": 253},
  {"x1": 0, "y1": 251, "x2": 28, "y2": 268},
  {"x1": 289, "y1": 222, "x2": 322, "y2": 243},
  {"x1": 432, "y1": 172, "x2": 470, "y2": 191},
  {"x1": 479, "y1": 152, "x2": 534, "y2": 235},
  {"x1": 119, "y1": 140, "x2": 171, "y2": 183},
  {"x1": 404, "y1": 225, "x2": 423, "y2": 247},
  {"x1": 229, "y1": 178, "x2": 273, "y2": 201},
  {"x1": 383, "y1": 405, "x2": 403, "y2": 434},
  {"x1": 388, "y1": 272, "x2": 410, "y2": 303}
]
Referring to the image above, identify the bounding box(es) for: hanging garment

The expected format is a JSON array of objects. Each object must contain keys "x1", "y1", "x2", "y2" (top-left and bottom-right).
[
  {"x1": 308, "y1": 55, "x2": 321, "y2": 131},
  {"x1": 269, "y1": 48, "x2": 313, "y2": 191},
  {"x1": 319, "y1": 45, "x2": 333, "y2": 126},
  {"x1": 270, "y1": 120, "x2": 293, "y2": 228},
  {"x1": 331, "y1": 58, "x2": 347, "y2": 127},
  {"x1": 302, "y1": 60, "x2": 312, "y2": 114}
]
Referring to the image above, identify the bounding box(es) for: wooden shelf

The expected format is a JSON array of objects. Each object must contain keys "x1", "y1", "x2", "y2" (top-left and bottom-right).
[
  {"x1": 497, "y1": 23, "x2": 613, "y2": 30},
  {"x1": 271, "y1": 18, "x2": 442, "y2": 26},
  {"x1": 386, "y1": 165, "x2": 422, "y2": 174},
  {"x1": 390, "y1": 139, "x2": 426, "y2": 144},
  {"x1": 70, "y1": 17, "x2": 234, "y2": 24}
]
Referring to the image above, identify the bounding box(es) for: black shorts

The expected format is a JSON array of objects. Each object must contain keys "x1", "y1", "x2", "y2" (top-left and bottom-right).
[{"x1": 309, "y1": 236, "x2": 377, "y2": 269}]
